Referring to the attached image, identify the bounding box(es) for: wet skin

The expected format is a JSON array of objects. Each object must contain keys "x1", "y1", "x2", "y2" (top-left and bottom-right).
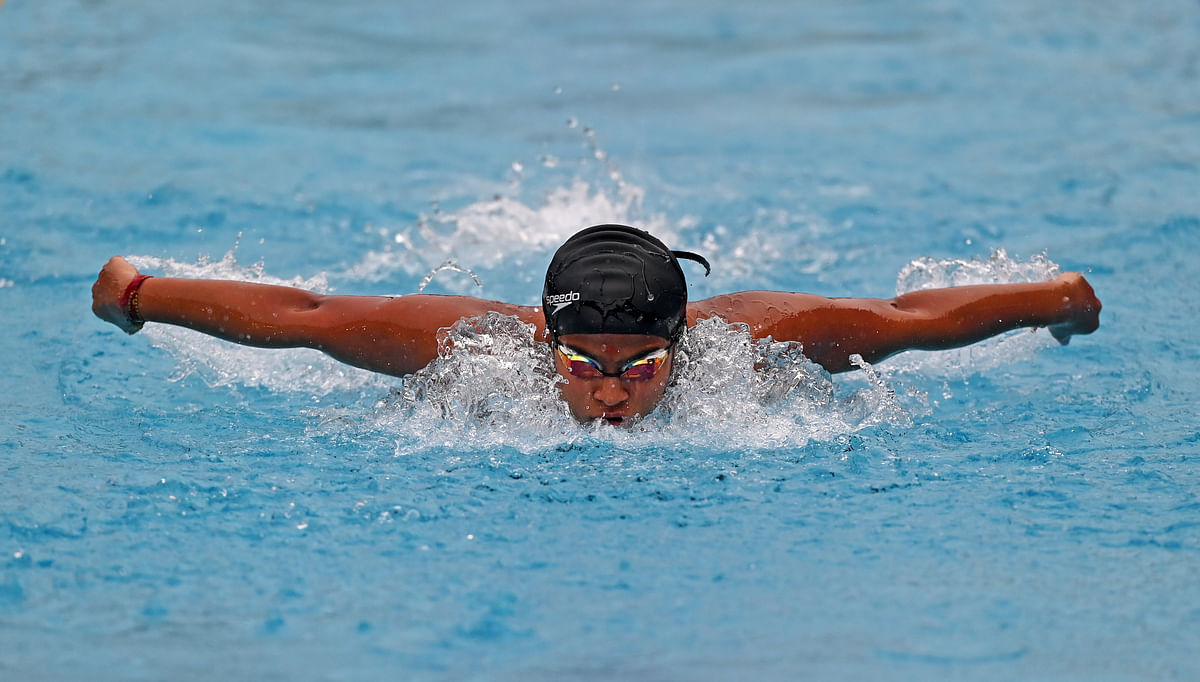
[{"x1": 553, "y1": 333, "x2": 674, "y2": 425}]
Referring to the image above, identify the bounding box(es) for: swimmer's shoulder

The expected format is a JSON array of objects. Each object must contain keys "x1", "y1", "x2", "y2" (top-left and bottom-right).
[
  {"x1": 375, "y1": 294, "x2": 546, "y2": 337},
  {"x1": 688, "y1": 291, "x2": 829, "y2": 329}
]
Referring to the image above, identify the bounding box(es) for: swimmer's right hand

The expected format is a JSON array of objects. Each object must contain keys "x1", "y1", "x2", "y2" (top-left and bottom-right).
[
  {"x1": 1048, "y1": 272, "x2": 1101, "y2": 345},
  {"x1": 92, "y1": 256, "x2": 145, "y2": 334}
]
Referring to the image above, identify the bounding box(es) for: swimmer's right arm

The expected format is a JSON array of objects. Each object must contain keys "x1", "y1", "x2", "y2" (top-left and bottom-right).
[{"x1": 91, "y1": 257, "x2": 544, "y2": 377}]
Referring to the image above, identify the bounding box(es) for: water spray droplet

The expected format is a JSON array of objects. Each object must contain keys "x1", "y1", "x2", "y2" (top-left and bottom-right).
[{"x1": 417, "y1": 260, "x2": 484, "y2": 293}]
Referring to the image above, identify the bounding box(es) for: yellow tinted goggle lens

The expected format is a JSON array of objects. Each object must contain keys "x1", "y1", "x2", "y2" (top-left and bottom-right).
[
  {"x1": 619, "y1": 350, "x2": 668, "y2": 380},
  {"x1": 556, "y1": 345, "x2": 668, "y2": 381}
]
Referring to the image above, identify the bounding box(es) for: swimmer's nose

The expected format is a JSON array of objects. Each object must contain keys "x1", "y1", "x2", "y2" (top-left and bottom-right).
[{"x1": 592, "y1": 378, "x2": 629, "y2": 406}]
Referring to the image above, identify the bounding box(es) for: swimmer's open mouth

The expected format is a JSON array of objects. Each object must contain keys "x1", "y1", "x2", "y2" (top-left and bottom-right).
[{"x1": 603, "y1": 417, "x2": 625, "y2": 425}]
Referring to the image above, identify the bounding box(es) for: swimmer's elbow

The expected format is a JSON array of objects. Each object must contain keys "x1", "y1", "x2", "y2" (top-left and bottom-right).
[
  {"x1": 295, "y1": 291, "x2": 326, "y2": 312},
  {"x1": 255, "y1": 292, "x2": 338, "y2": 346},
  {"x1": 881, "y1": 297, "x2": 927, "y2": 321}
]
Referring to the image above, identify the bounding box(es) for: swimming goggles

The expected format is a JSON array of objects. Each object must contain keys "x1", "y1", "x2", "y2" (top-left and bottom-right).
[{"x1": 555, "y1": 344, "x2": 670, "y2": 381}]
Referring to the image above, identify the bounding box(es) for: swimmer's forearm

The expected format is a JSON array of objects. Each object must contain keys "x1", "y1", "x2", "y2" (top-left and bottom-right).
[
  {"x1": 824, "y1": 274, "x2": 1102, "y2": 369},
  {"x1": 137, "y1": 277, "x2": 334, "y2": 347},
  {"x1": 135, "y1": 278, "x2": 425, "y2": 376},
  {"x1": 885, "y1": 273, "x2": 1101, "y2": 351},
  {"x1": 136, "y1": 278, "x2": 543, "y2": 377}
]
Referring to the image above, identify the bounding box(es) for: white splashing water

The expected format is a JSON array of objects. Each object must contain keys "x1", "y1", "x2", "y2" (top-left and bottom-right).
[
  {"x1": 361, "y1": 313, "x2": 581, "y2": 453},
  {"x1": 897, "y1": 248, "x2": 1060, "y2": 291},
  {"x1": 345, "y1": 180, "x2": 674, "y2": 298},
  {"x1": 340, "y1": 314, "x2": 912, "y2": 455},
  {"x1": 882, "y1": 248, "x2": 1062, "y2": 379},
  {"x1": 696, "y1": 207, "x2": 845, "y2": 291}
]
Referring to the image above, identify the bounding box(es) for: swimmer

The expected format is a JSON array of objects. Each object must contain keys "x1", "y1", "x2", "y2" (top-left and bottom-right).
[{"x1": 92, "y1": 224, "x2": 1101, "y2": 424}]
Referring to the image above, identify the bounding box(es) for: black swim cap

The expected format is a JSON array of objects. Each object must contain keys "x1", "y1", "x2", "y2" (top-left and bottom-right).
[{"x1": 542, "y1": 224, "x2": 710, "y2": 341}]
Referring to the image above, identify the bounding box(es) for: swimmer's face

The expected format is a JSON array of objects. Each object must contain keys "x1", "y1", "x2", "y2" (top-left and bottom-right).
[{"x1": 553, "y1": 333, "x2": 674, "y2": 426}]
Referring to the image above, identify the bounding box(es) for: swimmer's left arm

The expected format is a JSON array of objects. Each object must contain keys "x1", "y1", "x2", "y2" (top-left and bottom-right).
[{"x1": 690, "y1": 273, "x2": 1101, "y2": 373}]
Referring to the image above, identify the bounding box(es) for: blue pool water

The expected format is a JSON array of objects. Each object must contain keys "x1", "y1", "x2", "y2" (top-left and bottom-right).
[{"x1": 3, "y1": 1, "x2": 1200, "y2": 679}]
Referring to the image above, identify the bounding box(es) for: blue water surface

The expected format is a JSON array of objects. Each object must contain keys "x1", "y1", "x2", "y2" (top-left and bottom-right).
[{"x1": 3, "y1": 1, "x2": 1200, "y2": 680}]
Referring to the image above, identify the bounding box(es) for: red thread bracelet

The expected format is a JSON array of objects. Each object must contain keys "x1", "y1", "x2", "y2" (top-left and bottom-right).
[{"x1": 119, "y1": 274, "x2": 153, "y2": 324}]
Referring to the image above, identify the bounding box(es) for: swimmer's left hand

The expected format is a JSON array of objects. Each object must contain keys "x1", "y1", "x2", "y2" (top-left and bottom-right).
[{"x1": 1048, "y1": 272, "x2": 1101, "y2": 345}]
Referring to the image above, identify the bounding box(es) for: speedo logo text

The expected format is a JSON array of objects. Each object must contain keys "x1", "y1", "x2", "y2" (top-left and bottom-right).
[{"x1": 546, "y1": 291, "x2": 580, "y2": 313}]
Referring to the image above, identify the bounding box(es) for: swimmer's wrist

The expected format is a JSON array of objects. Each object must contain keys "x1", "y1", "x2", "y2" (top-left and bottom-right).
[{"x1": 119, "y1": 274, "x2": 153, "y2": 332}]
